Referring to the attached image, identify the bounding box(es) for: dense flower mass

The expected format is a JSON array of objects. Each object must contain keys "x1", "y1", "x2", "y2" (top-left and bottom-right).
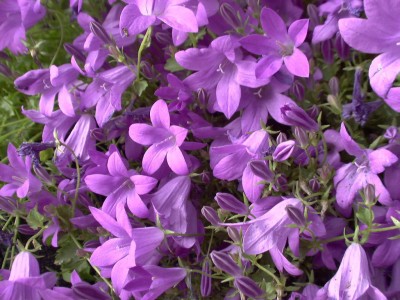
[{"x1": 1, "y1": 0, "x2": 400, "y2": 299}]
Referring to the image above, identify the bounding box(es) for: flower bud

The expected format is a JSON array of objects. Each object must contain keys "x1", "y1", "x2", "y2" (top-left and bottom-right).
[
  {"x1": 201, "y1": 258, "x2": 212, "y2": 297},
  {"x1": 335, "y1": 33, "x2": 350, "y2": 60},
  {"x1": 9, "y1": 251, "x2": 40, "y2": 280},
  {"x1": 234, "y1": 276, "x2": 264, "y2": 299},
  {"x1": 327, "y1": 94, "x2": 341, "y2": 114},
  {"x1": 307, "y1": 4, "x2": 319, "y2": 29},
  {"x1": 384, "y1": 126, "x2": 398, "y2": 141},
  {"x1": 364, "y1": 184, "x2": 376, "y2": 205},
  {"x1": 0, "y1": 196, "x2": 16, "y2": 214},
  {"x1": 273, "y1": 140, "x2": 296, "y2": 162},
  {"x1": 309, "y1": 178, "x2": 320, "y2": 192},
  {"x1": 276, "y1": 132, "x2": 287, "y2": 144},
  {"x1": 321, "y1": 40, "x2": 333, "y2": 64},
  {"x1": 89, "y1": 21, "x2": 114, "y2": 45},
  {"x1": 90, "y1": 128, "x2": 105, "y2": 141},
  {"x1": 329, "y1": 77, "x2": 339, "y2": 96},
  {"x1": 285, "y1": 205, "x2": 306, "y2": 227},
  {"x1": 220, "y1": 3, "x2": 241, "y2": 29},
  {"x1": 281, "y1": 104, "x2": 318, "y2": 131},
  {"x1": 210, "y1": 251, "x2": 241, "y2": 276},
  {"x1": 227, "y1": 227, "x2": 242, "y2": 244},
  {"x1": 293, "y1": 127, "x2": 309, "y2": 148},
  {"x1": 291, "y1": 80, "x2": 305, "y2": 101},
  {"x1": 0, "y1": 63, "x2": 11, "y2": 77},
  {"x1": 248, "y1": 160, "x2": 273, "y2": 181},
  {"x1": 64, "y1": 43, "x2": 86, "y2": 62},
  {"x1": 34, "y1": 165, "x2": 52, "y2": 185},
  {"x1": 215, "y1": 193, "x2": 248, "y2": 215},
  {"x1": 201, "y1": 206, "x2": 220, "y2": 226}
]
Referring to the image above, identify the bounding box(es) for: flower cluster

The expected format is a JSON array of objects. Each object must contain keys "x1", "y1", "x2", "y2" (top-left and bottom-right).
[{"x1": 1, "y1": 0, "x2": 400, "y2": 299}]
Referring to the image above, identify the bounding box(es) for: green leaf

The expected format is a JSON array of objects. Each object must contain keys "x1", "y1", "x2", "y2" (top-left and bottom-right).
[
  {"x1": 55, "y1": 235, "x2": 79, "y2": 265},
  {"x1": 356, "y1": 206, "x2": 374, "y2": 226},
  {"x1": 27, "y1": 206, "x2": 45, "y2": 230},
  {"x1": 164, "y1": 58, "x2": 184, "y2": 72},
  {"x1": 133, "y1": 80, "x2": 148, "y2": 96}
]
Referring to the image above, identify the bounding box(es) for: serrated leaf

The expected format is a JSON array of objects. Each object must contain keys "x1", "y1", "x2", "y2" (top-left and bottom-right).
[
  {"x1": 55, "y1": 236, "x2": 79, "y2": 265},
  {"x1": 27, "y1": 206, "x2": 45, "y2": 230}
]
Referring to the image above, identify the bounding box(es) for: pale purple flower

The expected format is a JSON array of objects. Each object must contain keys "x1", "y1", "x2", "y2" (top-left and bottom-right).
[
  {"x1": 119, "y1": 0, "x2": 198, "y2": 37},
  {"x1": 0, "y1": 251, "x2": 56, "y2": 300},
  {"x1": 89, "y1": 203, "x2": 164, "y2": 296},
  {"x1": 317, "y1": 243, "x2": 387, "y2": 299},
  {"x1": 0, "y1": 0, "x2": 45, "y2": 54},
  {"x1": 339, "y1": 0, "x2": 400, "y2": 111},
  {"x1": 334, "y1": 123, "x2": 398, "y2": 210},
  {"x1": 176, "y1": 35, "x2": 269, "y2": 118},
  {"x1": 123, "y1": 265, "x2": 187, "y2": 300},
  {"x1": 240, "y1": 8, "x2": 310, "y2": 78},
  {"x1": 129, "y1": 100, "x2": 190, "y2": 175},
  {"x1": 85, "y1": 150, "x2": 157, "y2": 218},
  {"x1": 0, "y1": 144, "x2": 42, "y2": 198}
]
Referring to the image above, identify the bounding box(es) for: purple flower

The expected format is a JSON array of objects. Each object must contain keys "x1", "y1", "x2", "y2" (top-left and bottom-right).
[
  {"x1": 0, "y1": 0, "x2": 46, "y2": 54},
  {"x1": 0, "y1": 251, "x2": 56, "y2": 299},
  {"x1": 280, "y1": 103, "x2": 319, "y2": 131},
  {"x1": 85, "y1": 150, "x2": 157, "y2": 218},
  {"x1": 273, "y1": 140, "x2": 296, "y2": 162},
  {"x1": 123, "y1": 265, "x2": 187, "y2": 300},
  {"x1": 339, "y1": 0, "x2": 400, "y2": 111},
  {"x1": 0, "y1": 144, "x2": 42, "y2": 198},
  {"x1": 317, "y1": 243, "x2": 387, "y2": 299},
  {"x1": 129, "y1": 100, "x2": 190, "y2": 175},
  {"x1": 240, "y1": 8, "x2": 310, "y2": 78},
  {"x1": 89, "y1": 203, "x2": 164, "y2": 296},
  {"x1": 119, "y1": 0, "x2": 198, "y2": 37},
  {"x1": 312, "y1": 0, "x2": 363, "y2": 44},
  {"x1": 334, "y1": 123, "x2": 398, "y2": 210},
  {"x1": 176, "y1": 35, "x2": 268, "y2": 118}
]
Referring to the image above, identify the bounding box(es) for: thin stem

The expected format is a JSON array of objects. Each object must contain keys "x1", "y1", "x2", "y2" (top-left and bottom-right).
[
  {"x1": 10, "y1": 216, "x2": 20, "y2": 267},
  {"x1": 189, "y1": 269, "x2": 226, "y2": 280},
  {"x1": 69, "y1": 233, "x2": 116, "y2": 296},
  {"x1": 136, "y1": 26, "x2": 152, "y2": 81},
  {"x1": 49, "y1": 10, "x2": 65, "y2": 66},
  {"x1": 254, "y1": 262, "x2": 281, "y2": 285},
  {"x1": 320, "y1": 224, "x2": 400, "y2": 244},
  {"x1": 2, "y1": 215, "x2": 14, "y2": 231},
  {"x1": 1, "y1": 246, "x2": 10, "y2": 269},
  {"x1": 25, "y1": 227, "x2": 47, "y2": 251}
]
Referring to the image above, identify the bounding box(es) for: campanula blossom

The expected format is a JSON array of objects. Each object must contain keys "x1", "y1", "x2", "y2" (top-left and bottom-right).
[{"x1": 240, "y1": 8, "x2": 310, "y2": 78}]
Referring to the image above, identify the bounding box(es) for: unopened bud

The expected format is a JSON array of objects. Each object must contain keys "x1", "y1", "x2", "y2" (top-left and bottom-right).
[
  {"x1": 273, "y1": 140, "x2": 296, "y2": 162},
  {"x1": 364, "y1": 184, "x2": 375, "y2": 204},
  {"x1": 34, "y1": 165, "x2": 52, "y2": 185},
  {"x1": 227, "y1": 227, "x2": 241, "y2": 244},
  {"x1": 335, "y1": 33, "x2": 350, "y2": 60},
  {"x1": 234, "y1": 276, "x2": 264, "y2": 299},
  {"x1": 201, "y1": 258, "x2": 212, "y2": 297},
  {"x1": 309, "y1": 178, "x2": 320, "y2": 192},
  {"x1": 285, "y1": 205, "x2": 306, "y2": 227},
  {"x1": 329, "y1": 77, "x2": 339, "y2": 96},
  {"x1": 64, "y1": 43, "x2": 86, "y2": 62},
  {"x1": 89, "y1": 21, "x2": 114, "y2": 45},
  {"x1": 294, "y1": 127, "x2": 309, "y2": 148},
  {"x1": 210, "y1": 251, "x2": 241, "y2": 276},
  {"x1": 321, "y1": 40, "x2": 333, "y2": 64},
  {"x1": 281, "y1": 104, "x2": 318, "y2": 131},
  {"x1": 276, "y1": 132, "x2": 287, "y2": 144},
  {"x1": 215, "y1": 193, "x2": 248, "y2": 215},
  {"x1": 220, "y1": 3, "x2": 241, "y2": 29},
  {"x1": 201, "y1": 206, "x2": 220, "y2": 226},
  {"x1": 307, "y1": 4, "x2": 319, "y2": 29},
  {"x1": 248, "y1": 160, "x2": 273, "y2": 181}
]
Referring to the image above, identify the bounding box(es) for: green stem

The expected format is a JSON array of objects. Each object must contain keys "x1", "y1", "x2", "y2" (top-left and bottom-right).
[
  {"x1": 25, "y1": 227, "x2": 47, "y2": 250},
  {"x1": 2, "y1": 215, "x2": 14, "y2": 231},
  {"x1": 136, "y1": 26, "x2": 152, "y2": 81},
  {"x1": 10, "y1": 216, "x2": 20, "y2": 267},
  {"x1": 49, "y1": 10, "x2": 65, "y2": 66},
  {"x1": 320, "y1": 224, "x2": 400, "y2": 244},
  {"x1": 69, "y1": 234, "x2": 116, "y2": 296},
  {"x1": 254, "y1": 262, "x2": 281, "y2": 285},
  {"x1": 189, "y1": 269, "x2": 226, "y2": 280}
]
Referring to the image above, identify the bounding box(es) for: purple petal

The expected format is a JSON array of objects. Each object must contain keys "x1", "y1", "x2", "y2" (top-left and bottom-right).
[
  {"x1": 150, "y1": 99, "x2": 170, "y2": 129},
  {"x1": 58, "y1": 86, "x2": 76, "y2": 117},
  {"x1": 216, "y1": 66, "x2": 240, "y2": 119},
  {"x1": 142, "y1": 143, "x2": 169, "y2": 175},
  {"x1": 129, "y1": 124, "x2": 170, "y2": 146},
  {"x1": 158, "y1": 5, "x2": 198, "y2": 33},
  {"x1": 175, "y1": 48, "x2": 222, "y2": 71},
  {"x1": 90, "y1": 238, "x2": 131, "y2": 267},
  {"x1": 107, "y1": 152, "x2": 129, "y2": 177},
  {"x1": 283, "y1": 48, "x2": 309, "y2": 77},
  {"x1": 369, "y1": 51, "x2": 400, "y2": 97},
  {"x1": 255, "y1": 55, "x2": 283, "y2": 79},
  {"x1": 340, "y1": 123, "x2": 364, "y2": 157},
  {"x1": 260, "y1": 8, "x2": 288, "y2": 42},
  {"x1": 89, "y1": 206, "x2": 127, "y2": 237},
  {"x1": 85, "y1": 174, "x2": 123, "y2": 196},
  {"x1": 130, "y1": 175, "x2": 157, "y2": 194},
  {"x1": 166, "y1": 146, "x2": 189, "y2": 175},
  {"x1": 367, "y1": 149, "x2": 398, "y2": 174},
  {"x1": 288, "y1": 19, "x2": 309, "y2": 47},
  {"x1": 120, "y1": 4, "x2": 156, "y2": 36}
]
